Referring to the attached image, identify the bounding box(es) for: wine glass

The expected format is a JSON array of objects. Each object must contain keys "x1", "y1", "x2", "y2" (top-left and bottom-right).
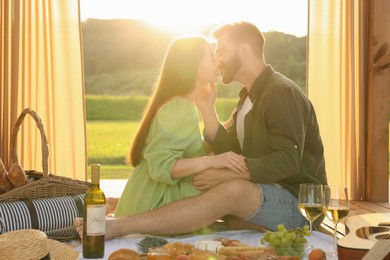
[
  {"x1": 323, "y1": 185, "x2": 349, "y2": 256},
  {"x1": 298, "y1": 183, "x2": 324, "y2": 251}
]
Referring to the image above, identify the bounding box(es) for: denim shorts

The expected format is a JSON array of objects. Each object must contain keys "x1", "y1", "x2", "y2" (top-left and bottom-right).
[{"x1": 245, "y1": 184, "x2": 307, "y2": 231}]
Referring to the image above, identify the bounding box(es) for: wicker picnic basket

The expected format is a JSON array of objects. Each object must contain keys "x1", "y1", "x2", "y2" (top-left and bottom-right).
[{"x1": 0, "y1": 108, "x2": 90, "y2": 202}]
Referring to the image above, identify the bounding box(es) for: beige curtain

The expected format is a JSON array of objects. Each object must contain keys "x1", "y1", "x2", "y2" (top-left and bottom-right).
[
  {"x1": 0, "y1": 0, "x2": 87, "y2": 180},
  {"x1": 308, "y1": 0, "x2": 367, "y2": 200}
]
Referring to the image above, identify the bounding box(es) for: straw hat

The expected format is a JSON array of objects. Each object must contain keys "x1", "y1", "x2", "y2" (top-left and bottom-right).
[{"x1": 0, "y1": 229, "x2": 79, "y2": 260}]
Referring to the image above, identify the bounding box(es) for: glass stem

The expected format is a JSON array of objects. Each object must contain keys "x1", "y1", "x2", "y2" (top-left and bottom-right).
[
  {"x1": 333, "y1": 222, "x2": 338, "y2": 251},
  {"x1": 308, "y1": 221, "x2": 313, "y2": 246}
]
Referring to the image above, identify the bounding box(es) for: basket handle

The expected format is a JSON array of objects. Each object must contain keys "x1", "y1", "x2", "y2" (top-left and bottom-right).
[{"x1": 10, "y1": 108, "x2": 49, "y2": 177}]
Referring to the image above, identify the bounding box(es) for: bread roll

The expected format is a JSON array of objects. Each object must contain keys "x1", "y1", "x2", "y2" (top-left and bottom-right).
[
  {"x1": 0, "y1": 159, "x2": 13, "y2": 194},
  {"x1": 108, "y1": 249, "x2": 140, "y2": 260},
  {"x1": 8, "y1": 163, "x2": 27, "y2": 188}
]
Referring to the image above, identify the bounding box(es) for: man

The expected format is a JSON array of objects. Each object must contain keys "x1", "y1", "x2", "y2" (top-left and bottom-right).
[
  {"x1": 194, "y1": 21, "x2": 327, "y2": 230},
  {"x1": 74, "y1": 22, "x2": 326, "y2": 240}
]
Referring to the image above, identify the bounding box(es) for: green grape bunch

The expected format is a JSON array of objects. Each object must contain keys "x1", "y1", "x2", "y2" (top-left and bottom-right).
[{"x1": 260, "y1": 224, "x2": 311, "y2": 258}]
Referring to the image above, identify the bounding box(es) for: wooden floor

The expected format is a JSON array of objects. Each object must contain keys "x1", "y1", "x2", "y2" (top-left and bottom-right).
[
  {"x1": 320, "y1": 200, "x2": 390, "y2": 237},
  {"x1": 349, "y1": 200, "x2": 390, "y2": 216}
]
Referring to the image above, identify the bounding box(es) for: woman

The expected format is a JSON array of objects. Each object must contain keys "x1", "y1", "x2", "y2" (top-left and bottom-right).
[{"x1": 113, "y1": 35, "x2": 248, "y2": 218}]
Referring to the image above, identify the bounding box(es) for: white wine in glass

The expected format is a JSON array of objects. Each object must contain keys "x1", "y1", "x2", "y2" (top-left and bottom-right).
[
  {"x1": 298, "y1": 183, "x2": 324, "y2": 251},
  {"x1": 323, "y1": 185, "x2": 349, "y2": 256}
]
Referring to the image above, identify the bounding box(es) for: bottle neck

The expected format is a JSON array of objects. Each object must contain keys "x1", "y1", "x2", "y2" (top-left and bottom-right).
[
  {"x1": 91, "y1": 175, "x2": 100, "y2": 185},
  {"x1": 90, "y1": 164, "x2": 100, "y2": 185}
]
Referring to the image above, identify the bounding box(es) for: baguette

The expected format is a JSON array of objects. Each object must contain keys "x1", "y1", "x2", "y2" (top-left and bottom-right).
[
  {"x1": 0, "y1": 159, "x2": 13, "y2": 194},
  {"x1": 8, "y1": 163, "x2": 27, "y2": 188},
  {"x1": 218, "y1": 246, "x2": 276, "y2": 255}
]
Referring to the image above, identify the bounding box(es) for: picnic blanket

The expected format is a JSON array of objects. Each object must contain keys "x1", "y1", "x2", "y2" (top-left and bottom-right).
[{"x1": 71, "y1": 230, "x2": 336, "y2": 260}]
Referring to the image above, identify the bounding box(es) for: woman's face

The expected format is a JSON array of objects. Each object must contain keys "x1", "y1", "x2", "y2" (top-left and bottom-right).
[{"x1": 197, "y1": 44, "x2": 218, "y2": 85}]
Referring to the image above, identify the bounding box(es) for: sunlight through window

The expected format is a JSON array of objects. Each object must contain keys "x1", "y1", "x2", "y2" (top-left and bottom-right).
[{"x1": 80, "y1": 0, "x2": 308, "y2": 37}]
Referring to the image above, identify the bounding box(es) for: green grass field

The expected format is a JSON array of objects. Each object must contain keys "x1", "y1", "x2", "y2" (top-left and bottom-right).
[
  {"x1": 87, "y1": 121, "x2": 137, "y2": 164},
  {"x1": 86, "y1": 121, "x2": 136, "y2": 179}
]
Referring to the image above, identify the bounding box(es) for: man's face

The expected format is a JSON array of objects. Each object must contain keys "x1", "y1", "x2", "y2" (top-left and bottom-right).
[{"x1": 215, "y1": 34, "x2": 242, "y2": 85}]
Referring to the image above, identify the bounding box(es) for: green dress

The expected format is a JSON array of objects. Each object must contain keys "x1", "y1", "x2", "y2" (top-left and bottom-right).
[{"x1": 114, "y1": 97, "x2": 205, "y2": 217}]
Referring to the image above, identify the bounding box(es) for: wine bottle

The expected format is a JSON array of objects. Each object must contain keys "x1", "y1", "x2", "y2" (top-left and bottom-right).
[{"x1": 83, "y1": 164, "x2": 106, "y2": 258}]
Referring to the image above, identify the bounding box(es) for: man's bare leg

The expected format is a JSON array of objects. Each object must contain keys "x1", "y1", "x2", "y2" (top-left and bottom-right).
[
  {"x1": 222, "y1": 215, "x2": 269, "y2": 233},
  {"x1": 74, "y1": 179, "x2": 260, "y2": 240}
]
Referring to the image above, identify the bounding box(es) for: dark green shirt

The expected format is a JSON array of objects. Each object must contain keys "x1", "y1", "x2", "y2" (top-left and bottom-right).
[{"x1": 206, "y1": 65, "x2": 327, "y2": 198}]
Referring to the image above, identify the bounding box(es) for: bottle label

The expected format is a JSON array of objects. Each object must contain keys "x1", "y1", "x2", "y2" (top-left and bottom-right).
[{"x1": 86, "y1": 205, "x2": 106, "y2": 236}]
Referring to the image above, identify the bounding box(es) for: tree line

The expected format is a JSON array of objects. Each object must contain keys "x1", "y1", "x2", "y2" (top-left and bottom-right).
[{"x1": 82, "y1": 19, "x2": 306, "y2": 98}]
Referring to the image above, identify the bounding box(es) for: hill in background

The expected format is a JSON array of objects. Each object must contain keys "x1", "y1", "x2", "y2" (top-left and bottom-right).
[{"x1": 82, "y1": 19, "x2": 306, "y2": 98}]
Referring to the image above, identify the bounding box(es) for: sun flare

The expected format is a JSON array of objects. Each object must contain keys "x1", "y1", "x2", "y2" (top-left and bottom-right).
[
  {"x1": 140, "y1": 16, "x2": 215, "y2": 35},
  {"x1": 80, "y1": 0, "x2": 308, "y2": 37}
]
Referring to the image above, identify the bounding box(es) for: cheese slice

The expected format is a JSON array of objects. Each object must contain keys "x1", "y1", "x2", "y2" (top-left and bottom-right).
[{"x1": 194, "y1": 240, "x2": 224, "y2": 252}]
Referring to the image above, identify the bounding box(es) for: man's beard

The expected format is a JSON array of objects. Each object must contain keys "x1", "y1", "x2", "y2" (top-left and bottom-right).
[{"x1": 219, "y1": 52, "x2": 242, "y2": 85}]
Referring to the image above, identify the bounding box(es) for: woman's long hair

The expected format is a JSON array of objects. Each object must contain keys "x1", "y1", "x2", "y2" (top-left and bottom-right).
[{"x1": 130, "y1": 36, "x2": 209, "y2": 166}]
